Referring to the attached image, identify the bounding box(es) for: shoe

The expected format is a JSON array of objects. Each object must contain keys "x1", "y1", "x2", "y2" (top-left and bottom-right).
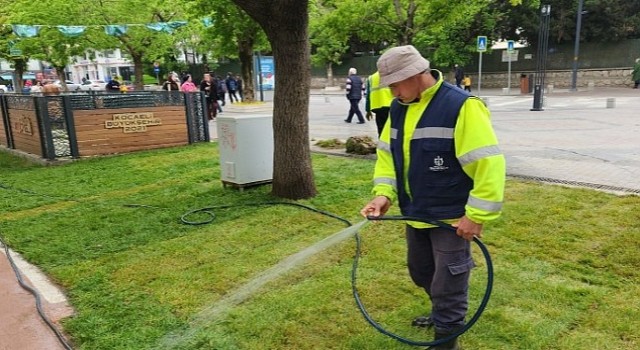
[
  {"x1": 356, "y1": 121, "x2": 365, "y2": 124},
  {"x1": 412, "y1": 315, "x2": 434, "y2": 328},
  {"x1": 432, "y1": 328, "x2": 460, "y2": 350},
  {"x1": 344, "y1": 119, "x2": 351, "y2": 123}
]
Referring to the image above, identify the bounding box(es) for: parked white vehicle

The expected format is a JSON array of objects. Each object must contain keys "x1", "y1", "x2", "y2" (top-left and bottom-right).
[
  {"x1": 79, "y1": 80, "x2": 107, "y2": 91},
  {"x1": 0, "y1": 84, "x2": 6, "y2": 93},
  {"x1": 53, "y1": 80, "x2": 82, "y2": 92}
]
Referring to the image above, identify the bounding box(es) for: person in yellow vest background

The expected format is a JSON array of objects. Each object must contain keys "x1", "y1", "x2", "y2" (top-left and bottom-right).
[
  {"x1": 365, "y1": 71, "x2": 395, "y2": 136},
  {"x1": 119, "y1": 78, "x2": 129, "y2": 94},
  {"x1": 462, "y1": 75, "x2": 472, "y2": 93}
]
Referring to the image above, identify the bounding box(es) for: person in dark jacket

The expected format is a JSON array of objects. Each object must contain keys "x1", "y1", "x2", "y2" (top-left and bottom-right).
[
  {"x1": 106, "y1": 75, "x2": 121, "y2": 93},
  {"x1": 200, "y1": 73, "x2": 218, "y2": 120},
  {"x1": 162, "y1": 72, "x2": 180, "y2": 91},
  {"x1": 344, "y1": 67, "x2": 366, "y2": 124},
  {"x1": 226, "y1": 72, "x2": 239, "y2": 103},
  {"x1": 454, "y1": 64, "x2": 464, "y2": 89},
  {"x1": 217, "y1": 76, "x2": 226, "y2": 109}
]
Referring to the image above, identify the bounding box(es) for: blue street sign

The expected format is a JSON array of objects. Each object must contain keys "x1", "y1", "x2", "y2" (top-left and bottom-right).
[
  {"x1": 153, "y1": 67, "x2": 160, "y2": 73},
  {"x1": 507, "y1": 40, "x2": 515, "y2": 53},
  {"x1": 477, "y1": 36, "x2": 487, "y2": 52}
]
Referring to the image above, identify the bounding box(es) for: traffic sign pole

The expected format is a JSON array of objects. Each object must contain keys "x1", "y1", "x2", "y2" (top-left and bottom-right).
[
  {"x1": 507, "y1": 40, "x2": 514, "y2": 95},
  {"x1": 478, "y1": 52, "x2": 483, "y2": 96},
  {"x1": 477, "y1": 36, "x2": 487, "y2": 96},
  {"x1": 153, "y1": 62, "x2": 160, "y2": 85}
]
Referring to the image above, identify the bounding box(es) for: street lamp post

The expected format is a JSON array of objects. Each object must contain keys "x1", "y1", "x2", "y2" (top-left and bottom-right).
[
  {"x1": 255, "y1": 51, "x2": 264, "y2": 102},
  {"x1": 531, "y1": 4, "x2": 551, "y2": 111},
  {"x1": 570, "y1": 0, "x2": 585, "y2": 91}
]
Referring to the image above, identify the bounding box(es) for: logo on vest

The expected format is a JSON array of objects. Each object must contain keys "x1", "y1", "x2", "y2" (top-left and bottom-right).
[{"x1": 429, "y1": 156, "x2": 449, "y2": 171}]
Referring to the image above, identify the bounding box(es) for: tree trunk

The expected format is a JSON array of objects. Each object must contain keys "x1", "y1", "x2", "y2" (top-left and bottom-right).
[
  {"x1": 132, "y1": 54, "x2": 144, "y2": 90},
  {"x1": 238, "y1": 38, "x2": 255, "y2": 103},
  {"x1": 232, "y1": 0, "x2": 316, "y2": 199},
  {"x1": 326, "y1": 62, "x2": 334, "y2": 87},
  {"x1": 55, "y1": 66, "x2": 68, "y2": 90},
  {"x1": 14, "y1": 59, "x2": 26, "y2": 91}
]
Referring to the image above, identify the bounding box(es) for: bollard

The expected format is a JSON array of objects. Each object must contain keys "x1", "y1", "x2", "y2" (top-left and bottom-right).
[
  {"x1": 547, "y1": 84, "x2": 554, "y2": 93},
  {"x1": 501, "y1": 88, "x2": 509, "y2": 95},
  {"x1": 587, "y1": 81, "x2": 595, "y2": 91},
  {"x1": 324, "y1": 95, "x2": 330, "y2": 103},
  {"x1": 606, "y1": 98, "x2": 616, "y2": 108}
]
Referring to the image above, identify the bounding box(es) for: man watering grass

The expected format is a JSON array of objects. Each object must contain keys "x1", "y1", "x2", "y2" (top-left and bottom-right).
[{"x1": 360, "y1": 45, "x2": 506, "y2": 350}]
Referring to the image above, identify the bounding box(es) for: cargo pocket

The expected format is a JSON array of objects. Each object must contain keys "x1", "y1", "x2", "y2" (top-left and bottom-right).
[
  {"x1": 448, "y1": 257, "x2": 476, "y2": 276},
  {"x1": 441, "y1": 257, "x2": 476, "y2": 295}
]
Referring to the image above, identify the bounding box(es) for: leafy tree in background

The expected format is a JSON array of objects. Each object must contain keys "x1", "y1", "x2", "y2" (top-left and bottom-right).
[
  {"x1": 491, "y1": 0, "x2": 640, "y2": 48},
  {"x1": 5, "y1": 0, "x2": 96, "y2": 90},
  {"x1": 576, "y1": 0, "x2": 640, "y2": 42},
  {"x1": 85, "y1": 0, "x2": 187, "y2": 90},
  {"x1": 0, "y1": 1, "x2": 28, "y2": 90},
  {"x1": 315, "y1": 0, "x2": 640, "y2": 69},
  {"x1": 232, "y1": 0, "x2": 316, "y2": 200},
  {"x1": 490, "y1": 0, "x2": 541, "y2": 47},
  {"x1": 1, "y1": 0, "x2": 192, "y2": 90},
  {"x1": 411, "y1": 0, "x2": 499, "y2": 69},
  {"x1": 314, "y1": 0, "x2": 504, "y2": 69},
  {"x1": 309, "y1": 0, "x2": 349, "y2": 86},
  {"x1": 190, "y1": 0, "x2": 269, "y2": 103}
]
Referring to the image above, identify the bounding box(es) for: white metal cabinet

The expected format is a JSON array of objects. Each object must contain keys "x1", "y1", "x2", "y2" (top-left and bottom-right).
[{"x1": 216, "y1": 114, "x2": 273, "y2": 188}]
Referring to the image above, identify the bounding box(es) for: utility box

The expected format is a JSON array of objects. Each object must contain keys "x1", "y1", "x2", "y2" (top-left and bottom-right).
[{"x1": 216, "y1": 114, "x2": 273, "y2": 189}]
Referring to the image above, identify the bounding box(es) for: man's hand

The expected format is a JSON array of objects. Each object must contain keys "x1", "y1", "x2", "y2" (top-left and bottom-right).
[
  {"x1": 452, "y1": 216, "x2": 483, "y2": 241},
  {"x1": 360, "y1": 196, "x2": 391, "y2": 218},
  {"x1": 366, "y1": 111, "x2": 373, "y2": 121}
]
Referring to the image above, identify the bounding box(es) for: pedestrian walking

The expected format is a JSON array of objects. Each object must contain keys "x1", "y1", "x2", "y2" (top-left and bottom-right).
[
  {"x1": 463, "y1": 75, "x2": 472, "y2": 92},
  {"x1": 454, "y1": 64, "x2": 464, "y2": 89},
  {"x1": 226, "y1": 72, "x2": 239, "y2": 103},
  {"x1": 344, "y1": 67, "x2": 366, "y2": 124}
]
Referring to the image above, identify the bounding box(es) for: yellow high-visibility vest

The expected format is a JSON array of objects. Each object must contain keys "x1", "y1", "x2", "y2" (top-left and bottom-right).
[{"x1": 369, "y1": 71, "x2": 394, "y2": 110}]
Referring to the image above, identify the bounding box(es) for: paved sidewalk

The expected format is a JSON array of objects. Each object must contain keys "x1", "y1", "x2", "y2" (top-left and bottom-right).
[
  {"x1": 247, "y1": 86, "x2": 640, "y2": 194},
  {"x1": 0, "y1": 244, "x2": 72, "y2": 350},
  {"x1": 2, "y1": 86, "x2": 639, "y2": 350},
  {"x1": 304, "y1": 86, "x2": 640, "y2": 194}
]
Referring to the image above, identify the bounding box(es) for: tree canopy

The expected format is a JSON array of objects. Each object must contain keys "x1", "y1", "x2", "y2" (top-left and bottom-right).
[
  {"x1": 190, "y1": 0, "x2": 270, "y2": 102},
  {"x1": 306, "y1": 0, "x2": 640, "y2": 68}
]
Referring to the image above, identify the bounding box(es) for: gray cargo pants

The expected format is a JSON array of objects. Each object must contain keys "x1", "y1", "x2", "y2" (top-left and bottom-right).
[{"x1": 406, "y1": 225, "x2": 475, "y2": 332}]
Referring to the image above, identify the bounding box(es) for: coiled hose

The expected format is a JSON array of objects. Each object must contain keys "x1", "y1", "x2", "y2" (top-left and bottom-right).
[{"x1": 353, "y1": 215, "x2": 494, "y2": 348}]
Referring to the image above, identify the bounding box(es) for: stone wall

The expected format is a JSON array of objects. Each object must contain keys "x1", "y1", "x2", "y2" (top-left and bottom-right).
[
  {"x1": 473, "y1": 68, "x2": 634, "y2": 89},
  {"x1": 310, "y1": 68, "x2": 635, "y2": 89}
]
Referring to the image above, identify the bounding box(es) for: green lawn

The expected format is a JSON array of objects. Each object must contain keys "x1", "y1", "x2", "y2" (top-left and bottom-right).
[{"x1": 0, "y1": 143, "x2": 638, "y2": 349}]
